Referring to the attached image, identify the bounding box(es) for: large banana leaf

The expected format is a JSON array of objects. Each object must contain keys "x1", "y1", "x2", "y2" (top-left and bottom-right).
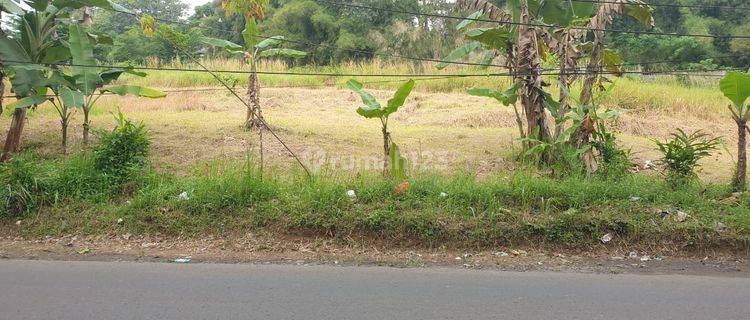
[
  {"x1": 6, "y1": 95, "x2": 48, "y2": 110},
  {"x1": 465, "y1": 28, "x2": 510, "y2": 51},
  {"x1": 456, "y1": 11, "x2": 483, "y2": 31},
  {"x1": 242, "y1": 18, "x2": 259, "y2": 49},
  {"x1": 720, "y1": 72, "x2": 750, "y2": 108},
  {"x1": 42, "y1": 46, "x2": 71, "y2": 64},
  {"x1": 436, "y1": 42, "x2": 482, "y2": 70},
  {"x1": 255, "y1": 36, "x2": 284, "y2": 50},
  {"x1": 623, "y1": 3, "x2": 655, "y2": 28},
  {"x1": 467, "y1": 84, "x2": 519, "y2": 106},
  {"x1": 0, "y1": 33, "x2": 44, "y2": 96},
  {"x1": 103, "y1": 85, "x2": 166, "y2": 98},
  {"x1": 347, "y1": 79, "x2": 383, "y2": 119},
  {"x1": 384, "y1": 80, "x2": 415, "y2": 116},
  {"x1": 258, "y1": 48, "x2": 306, "y2": 59},
  {"x1": 200, "y1": 36, "x2": 245, "y2": 54},
  {"x1": 69, "y1": 24, "x2": 102, "y2": 95},
  {"x1": 58, "y1": 87, "x2": 85, "y2": 108}
]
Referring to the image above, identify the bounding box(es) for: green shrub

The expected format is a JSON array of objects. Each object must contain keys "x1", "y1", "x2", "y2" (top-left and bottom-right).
[
  {"x1": 654, "y1": 129, "x2": 720, "y2": 187},
  {"x1": 93, "y1": 111, "x2": 151, "y2": 183},
  {"x1": 594, "y1": 126, "x2": 633, "y2": 177},
  {"x1": 0, "y1": 155, "x2": 44, "y2": 218}
]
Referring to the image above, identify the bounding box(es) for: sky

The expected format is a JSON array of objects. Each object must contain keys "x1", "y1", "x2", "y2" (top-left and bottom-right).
[{"x1": 184, "y1": 0, "x2": 213, "y2": 13}]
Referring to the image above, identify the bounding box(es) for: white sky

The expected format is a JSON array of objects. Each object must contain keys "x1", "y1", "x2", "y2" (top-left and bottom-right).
[{"x1": 184, "y1": 0, "x2": 213, "y2": 13}]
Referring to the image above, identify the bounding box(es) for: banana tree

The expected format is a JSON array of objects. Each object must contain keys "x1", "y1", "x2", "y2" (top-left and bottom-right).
[
  {"x1": 47, "y1": 71, "x2": 84, "y2": 152},
  {"x1": 347, "y1": 79, "x2": 414, "y2": 178},
  {"x1": 720, "y1": 71, "x2": 750, "y2": 191},
  {"x1": 445, "y1": 0, "x2": 651, "y2": 168},
  {"x1": 443, "y1": 0, "x2": 598, "y2": 160},
  {"x1": 0, "y1": 2, "x2": 65, "y2": 162},
  {"x1": 0, "y1": 0, "x2": 127, "y2": 161},
  {"x1": 569, "y1": 0, "x2": 653, "y2": 151},
  {"x1": 68, "y1": 23, "x2": 165, "y2": 144},
  {"x1": 200, "y1": 30, "x2": 306, "y2": 130},
  {"x1": 202, "y1": 0, "x2": 298, "y2": 130}
]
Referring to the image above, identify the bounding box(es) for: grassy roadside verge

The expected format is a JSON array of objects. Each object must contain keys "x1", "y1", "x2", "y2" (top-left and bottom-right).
[{"x1": 2, "y1": 152, "x2": 749, "y2": 252}]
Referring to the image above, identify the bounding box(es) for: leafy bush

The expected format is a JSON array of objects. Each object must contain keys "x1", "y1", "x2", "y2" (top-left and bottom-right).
[
  {"x1": 93, "y1": 111, "x2": 151, "y2": 183},
  {"x1": 0, "y1": 155, "x2": 43, "y2": 218},
  {"x1": 655, "y1": 129, "x2": 720, "y2": 187},
  {"x1": 593, "y1": 125, "x2": 632, "y2": 177}
]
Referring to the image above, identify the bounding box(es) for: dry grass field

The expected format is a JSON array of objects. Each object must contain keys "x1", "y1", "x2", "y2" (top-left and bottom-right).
[{"x1": 7, "y1": 75, "x2": 737, "y2": 183}]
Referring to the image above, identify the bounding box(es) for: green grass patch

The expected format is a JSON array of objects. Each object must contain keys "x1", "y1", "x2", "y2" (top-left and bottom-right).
[{"x1": 2, "y1": 153, "x2": 749, "y2": 251}]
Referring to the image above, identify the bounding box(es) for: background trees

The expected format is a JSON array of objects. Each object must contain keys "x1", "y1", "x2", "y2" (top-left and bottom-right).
[{"x1": 45, "y1": 0, "x2": 748, "y2": 68}]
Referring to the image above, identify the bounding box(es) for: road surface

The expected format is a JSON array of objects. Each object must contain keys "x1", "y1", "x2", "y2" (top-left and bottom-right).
[{"x1": 1, "y1": 260, "x2": 748, "y2": 319}]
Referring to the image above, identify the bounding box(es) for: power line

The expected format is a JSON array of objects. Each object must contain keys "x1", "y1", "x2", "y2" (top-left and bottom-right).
[
  {"x1": 2, "y1": 60, "x2": 739, "y2": 79},
  {"x1": 570, "y1": 0, "x2": 750, "y2": 11},
  {"x1": 317, "y1": 0, "x2": 750, "y2": 39},
  {"x1": 1, "y1": 60, "x2": 505, "y2": 78}
]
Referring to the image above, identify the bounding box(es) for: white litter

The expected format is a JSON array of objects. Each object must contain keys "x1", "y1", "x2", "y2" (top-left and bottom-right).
[
  {"x1": 178, "y1": 192, "x2": 190, "y2": 201},
  {"x1": 173, "y1": 257, "x2": 192, "y2": 263}
]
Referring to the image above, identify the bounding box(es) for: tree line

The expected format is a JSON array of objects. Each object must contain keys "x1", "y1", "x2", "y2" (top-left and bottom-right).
[{"x1": 60, "y1": 0, "x2": 749, "y2": 69}]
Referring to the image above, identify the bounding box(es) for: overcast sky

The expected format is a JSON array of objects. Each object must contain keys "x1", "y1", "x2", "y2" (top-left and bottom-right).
[{"x1": 184, "y1": 0, "x2": 212, "y2": 13}]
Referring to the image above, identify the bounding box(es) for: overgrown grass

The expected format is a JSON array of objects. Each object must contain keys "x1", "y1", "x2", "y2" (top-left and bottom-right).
[
  {"x1": 3, "y1": 152, "x2": 749, "y2": 251},
  {"x1": 105, "y1": 58, "x2": 730, "y2": 117}
]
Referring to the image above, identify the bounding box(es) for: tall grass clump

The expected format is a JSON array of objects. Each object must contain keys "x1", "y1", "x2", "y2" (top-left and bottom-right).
[
  {"x1": 0, "y1": 154, "x2": 44, "y2": 218},
  {"x1": 93, "y1": 111, "x2": 151, "y2": 187}
]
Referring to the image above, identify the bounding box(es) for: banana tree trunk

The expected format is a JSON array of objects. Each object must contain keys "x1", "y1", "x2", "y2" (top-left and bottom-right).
[
  {"x1": 516, "y1": 0, "x2": 552, "y2": 156},
  {"x1": 571, "y1": 41, "x2": 602, "y2": 149},
  {"x1": 1, "y1": 108, "x2": 28, "y2": 163},
  {"x1": 382, "y1": 126, "x2": 391, "y2": 175},
  {"x1": 1, "y1": 11, "x2": 4, "y2": 117},
  {"x1": 736, "y1": 119, "x2": 747, "y2": 191},
  {"x1": 570, "y1": 3, "x2": 620, "y2": 173},
  {"x1": 505, "y1": 46, "x2": 526, "y2": 140},
  {"x1": 571, "y1": 1, "x2": 623, "y2": 148},
  {"x1": 83, "y1": 108, "x2": 91, "y2": 145},
  {"x1": 555, "y1": 31, "x2": 580, "y2": 140},
  {"x1": 61, "y1": 118, "x2": 69, "y2": 154},
  {"x1": 246, "y1": 58, "x2": 262, "y2": 130},
  {"x1": 0, "y1": 71, "x2": 4, "y2": 116}
]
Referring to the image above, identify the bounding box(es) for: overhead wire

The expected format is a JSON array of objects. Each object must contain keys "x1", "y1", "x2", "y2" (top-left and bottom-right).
[{"x1": 316, "y1": 0, "x2": 750, "y2": 39}]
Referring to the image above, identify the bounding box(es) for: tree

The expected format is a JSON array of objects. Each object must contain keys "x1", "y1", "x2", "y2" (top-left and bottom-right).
[
  {"x1": 202, "y1": 0, "x2": 307, "y2": 129},
  {"x1": 262, "y1": 0, "x2": 340, "y2": 64},
  {"x1": 0, "y1": 2, "x2": 65, "y2": 162},
  {"x1": 562, "y1": 1, "x2": 652, "y2": 171},
  {"x1": 347, "y1": 79, "x2": 414, "y2": 177},
  {"x1": 720, "y1": 72, "x2": 750, "y2": 191},
  {"x1": 0, "y1": 0, "x2": 139, "y2": 161},
  {"x1": 443, "y1": 0, "x2": 652, "y2": 171},
  {"x1": 68, "y1": 23, "x2": 166, "y2": 144}
]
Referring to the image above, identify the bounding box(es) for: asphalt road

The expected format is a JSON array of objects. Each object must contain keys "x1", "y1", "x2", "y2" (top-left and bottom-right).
[{"x1": 1, "y1": 260, "x2": 749, "y2": 320}]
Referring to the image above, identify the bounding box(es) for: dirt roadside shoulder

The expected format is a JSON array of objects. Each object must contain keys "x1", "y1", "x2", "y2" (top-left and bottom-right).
[{"x1": 1, "y1": 233, "x2": 748, "y2": 278}]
